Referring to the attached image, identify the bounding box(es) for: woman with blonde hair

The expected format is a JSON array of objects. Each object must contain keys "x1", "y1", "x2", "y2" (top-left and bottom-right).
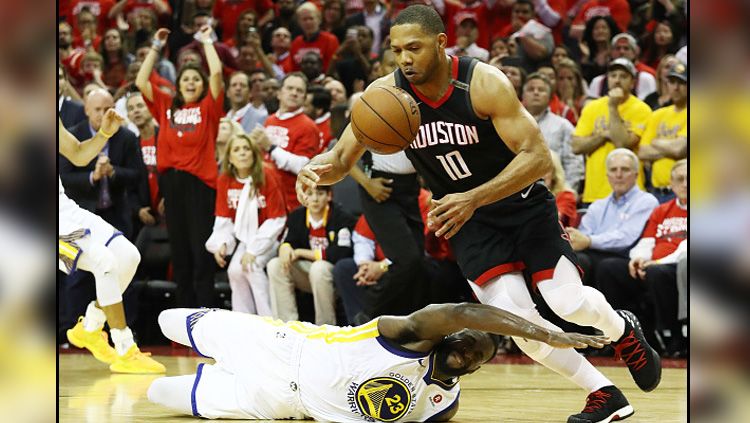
[
  {"x1": 544, "y1": 150, "x2": 579, "y2": 228},
  {"x1": 205, "y1": 134, "x2": 287, "y2": 314},
  {"x1": 215, "y1": 117, "x2": 245, "y2": 163}
]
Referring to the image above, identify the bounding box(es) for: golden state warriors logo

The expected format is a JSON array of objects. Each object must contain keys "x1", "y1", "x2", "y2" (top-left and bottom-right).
[{"x1": 355, "y1": 377, "x2": 411, "y2": 421}]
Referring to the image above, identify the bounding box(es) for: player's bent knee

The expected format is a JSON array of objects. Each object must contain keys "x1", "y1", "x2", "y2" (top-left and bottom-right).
[
  {"x1": 513, "y1": 336, "x2": 555, "y2": 361},
  {"x1": 542, "y1": 282, "x2": 586, "y2": 318}
]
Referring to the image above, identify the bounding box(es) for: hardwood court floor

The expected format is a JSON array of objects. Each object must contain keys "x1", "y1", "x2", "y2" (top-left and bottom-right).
[{"x1": 59, "y1": 350, "x2": 686, "y2": 422}]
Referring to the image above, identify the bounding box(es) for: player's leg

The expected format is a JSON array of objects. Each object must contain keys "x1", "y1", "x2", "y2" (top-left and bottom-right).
[
  {"x1": 537, "y1": 256, "x2": 661, "y2": 392},
  {"x1": 227, "y1": 248, "x2": 258, "y2": 314},
  {"x1": 470, "y1": 273, "x2": 634, "y2": 423},
  {"x1": 148, "y1": 363, "x2": 253, "y2": 419}
]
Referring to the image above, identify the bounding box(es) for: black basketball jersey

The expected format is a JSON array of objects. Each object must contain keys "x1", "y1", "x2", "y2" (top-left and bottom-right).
[{"x1": 396, "y1": 56, "x2": 547, "y2": 210}]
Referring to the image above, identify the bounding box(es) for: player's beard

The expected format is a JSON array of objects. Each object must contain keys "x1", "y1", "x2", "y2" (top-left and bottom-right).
[{"x1": 433, "y1": 341, "x2": 470, "y2": 378}]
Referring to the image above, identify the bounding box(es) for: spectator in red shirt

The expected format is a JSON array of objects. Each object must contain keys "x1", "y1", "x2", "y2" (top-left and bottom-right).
[
  {"x1": 269, "y1": 27, "x2": 294, "y2": 75},
  {"x1": 72, "y1": 7, "x2": 103, "y2": 50},
  {"x1": 444, "y1": 0, "x2": 491, "y2": 50},
  {"x1": 225, "y1": 9, "x2": 258, "y2": 51},
  {"x1": 135, "y1": 26, "x2": 225, "y2": 308},
  {"x1": 570, "y1": 0, "x2": 632, "y2": 39},
  {"x1": 304, "y1": 86, "x2": 334, "y2": 151},
  {"x1": 596, "y1": 160, "x2": 687, "y2": 356},
  {"x1": 289, "y1": 2, "x2": 340, "y2": 72},
  {"x1": 206, "y1": 134, "x2": 287, "y2": 315},
  {"x1": 108, "y1": 0, "x2": 171, "y2": 30},
  {"x1": 554, "y1": 58, "x2": 588, "y2": 125},
  {"x1": 99, "y1": 29, "x2": 135, "y2": 89},
  {"x1": 69, "y1": 0, "x2": 115, "y2": 38},
  {"x1": 213, "y1": 0, "x2": 274, "y2": 43},
  {"x1": 250, "y1": 72, "x2": 323, "y2": 212},
  {"x1": 178, "y1": 12, "x2": 240, "y2": 78}
]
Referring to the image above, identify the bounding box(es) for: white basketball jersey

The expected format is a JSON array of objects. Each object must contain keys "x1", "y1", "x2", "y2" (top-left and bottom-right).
[{"x1": 287, "y1": 319, "x2": 460, "y2": 422}]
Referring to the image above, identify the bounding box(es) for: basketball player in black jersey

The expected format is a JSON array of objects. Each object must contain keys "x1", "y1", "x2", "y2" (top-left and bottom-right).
[{"x1": 296, "y1": 6, "x2": 661, "y2": 422}]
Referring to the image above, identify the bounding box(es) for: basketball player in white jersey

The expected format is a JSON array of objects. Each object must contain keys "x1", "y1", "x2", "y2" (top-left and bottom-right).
[
  {"x1": 148, "y1": 303, "x2": 608, "y2": 421},
  {"x1": 59, "y1": 110, "x2": 165, "y2": 373}
]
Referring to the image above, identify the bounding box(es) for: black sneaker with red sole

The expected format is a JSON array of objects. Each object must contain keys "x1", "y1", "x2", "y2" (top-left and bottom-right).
[
  {"x1": 568, "y1": 385, "x2": 634, "y2": 423},
  {"x1": 613, "y1": 309, "x2": 662, "y2": 392}
]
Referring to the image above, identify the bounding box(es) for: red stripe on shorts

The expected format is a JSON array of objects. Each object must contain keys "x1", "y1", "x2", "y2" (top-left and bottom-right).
[{"x1": 474, "y1": 261, "x2": 526, "y2": 286}]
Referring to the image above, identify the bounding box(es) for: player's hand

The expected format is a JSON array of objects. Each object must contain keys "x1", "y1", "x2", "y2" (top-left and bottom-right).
[
  {"x1": 428, "y1": 192, "x2": 478, "y2": 239},
  {"x1": 241, "y1": 252, "x2": 256, "y2": 271},
  {"x1": 296, "y1": 163, "x2": 333, "y2": 206},
  {"x1": 365, "y1": 177, "x2": 393, "y2": 203},
  {"x1": 100, "y1": 109, "x2": 125, "y2": 136},
  {"x1": 138, "y1": 207, "x2": 157, "y2": 226},
  {"x1": 546, "y1": 331, "x2": 610, "y2": 349}
]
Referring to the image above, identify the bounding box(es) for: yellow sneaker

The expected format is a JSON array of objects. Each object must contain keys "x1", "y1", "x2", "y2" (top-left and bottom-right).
[
  {"x1": 109, "y1": 345, "x2": 166, "y2": 374},
  {"x1": 66, "y1": 316, "x2": 118, "y2": 364}
]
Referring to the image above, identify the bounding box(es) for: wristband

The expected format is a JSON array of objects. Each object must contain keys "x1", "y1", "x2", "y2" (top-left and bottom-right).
[
  {"x1": 151, "y1": 39, "x2": 163, "y2": 50},
  {"x1": 98, "y1": 127, "x2": 115, "y2": 138},
  {"x1": 201, "y1": 38, "x2": 215, "y2": 45},
  {"x1": 379, "y1": 261, "x2": 389, "y2": 272},
  {"x1": 280, "y1": 242, "x2": 291, "y2": 252}
]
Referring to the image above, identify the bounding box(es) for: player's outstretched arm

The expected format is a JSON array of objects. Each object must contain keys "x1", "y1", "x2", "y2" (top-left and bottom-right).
[
  {"x1": 378, "y1": 303, "x2": 610, "y2": 351},
  {"x1": 58, "y1": 110, "x2": 124, "y2": 166}
]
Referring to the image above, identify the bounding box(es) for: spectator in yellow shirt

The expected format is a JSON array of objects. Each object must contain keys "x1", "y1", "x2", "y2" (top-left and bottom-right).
[
  {"x1": 572, "y1": 58, "x2": 652, "y2": 204},
  {"x1": 638, "y1": 62, "x2": 687, "y2": 203}
]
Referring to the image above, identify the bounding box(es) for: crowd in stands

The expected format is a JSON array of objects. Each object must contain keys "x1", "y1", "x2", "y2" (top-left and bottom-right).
[{"x1": 58, "y1": 0, "x2": 687, "y2": 358}]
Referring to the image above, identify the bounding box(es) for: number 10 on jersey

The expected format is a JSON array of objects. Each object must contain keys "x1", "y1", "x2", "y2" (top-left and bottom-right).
[{"x1": 436, "y1": 151, "x2": 472, "y2": 181}]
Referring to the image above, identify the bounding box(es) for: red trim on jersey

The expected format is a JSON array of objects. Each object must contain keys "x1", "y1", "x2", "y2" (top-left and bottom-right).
[
  {"x1": 474, "y1": 261, "x2": 526, "y2": 286},
  {"x1": 409, "y1": 56, "x2": 459, "y2": 109}
]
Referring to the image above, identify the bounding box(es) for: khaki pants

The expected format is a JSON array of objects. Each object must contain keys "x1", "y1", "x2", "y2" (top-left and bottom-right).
[{"x1": 267, "y1": 258, "x2": 336, "y2": 325}]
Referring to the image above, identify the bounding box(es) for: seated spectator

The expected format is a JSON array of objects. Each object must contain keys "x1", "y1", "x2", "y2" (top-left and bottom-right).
[
  {"x1": 300, "y1": 51, "x2": 327, "y2": 85},
  {"x1": 572, "y1": 58, "x2": 651, "y2": 204},
  {"x1": 268, "y1": 27, "x2": 293, "y2": 75},
  {"x1": 236, "y1": 29, "x2": 284, "y2": 79},
  {"x1": 495, "y1": 56, "x2": 526, "y2": 99},
  {"x1": 495, "y1": 0, "x2": 554, "y2": 72},
  {"x1": 324, "y1": 78, "x2": 348, "y2": 108},
  {"x1": 596, "y1": 160, "x2": 687, "y2": 357},
  {"x1": 261, "y1": 78, "x2": 281, "y2": 114},
  {"x1": 215, "y1": 118, "x2": 245, "y2": 165},
  {"x1": 225, "y1": 71, "x2": 268, "y2": 134},
  {"x1": 267, "y1": 185, "x2": 357, "y2": 324},
  {"x1": 544, "y1": 151, "x2": 579, "y2": 228},
  {"x1": 578, "y1": 15, "x2": 617, "y2": 83},
  {"x1": 643, "y1": 54, "x2": 678, "y2": 110},
  {"x1": 638, "y1": 61, "x2": 687, "y2": 203},
  {"x1": 304, "y1": 86, "x2": 335, "y2": 151},
  {"x1": 332, "y1": 215, "x2": 393, "y2": 325},
  {"x1": 554, "y1": 58, "x2": 588, "y2": 124},
  {"x1": 522, "y1": 73, "x2": 583, "y2": 192},
  {"x1": 205, "y1": 134, "x2": 287, "y2": 315},
  {"x1": 289, "y1": 2, "x2": 340, "y2": 72},
  {"x1": 260, "y1": 0, "x2": 302, "y2": 54},
  {"x1": 587, "y1": 33, "x2": 657, "y2": 101},
  {"x1": 99, "y1": 29, "x2": 135, "y2": 90},
  {"x1": 565, "y1": 148, "x2": 659, "y2": 287},
  {"x1": 71, "y1": 51, "x2": 108, "y2": 94},
  {"x1": 328, "y1": 25, "x2": 375, "y2": 96},
  {"x1": 536, "y1": 63, "x2": 578, "y2": 125},
  {"x1": 250, "y1": 72, "x2": 323, "y2": 212},
  {"x1": 569, "y1": 0, "x2": 632, "y2": 40},
  {"x1": 446, "y1": 15, "x2": 490, "y2": 62}
]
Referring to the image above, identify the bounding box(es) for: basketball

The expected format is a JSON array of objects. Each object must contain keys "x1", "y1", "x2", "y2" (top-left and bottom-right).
[{"x1": 350, "y1": 85, "x2": 421, "y2": 154}]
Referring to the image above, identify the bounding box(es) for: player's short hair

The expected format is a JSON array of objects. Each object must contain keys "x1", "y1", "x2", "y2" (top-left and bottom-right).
[
  {"x1": 606, "y1": 148, "x2": 639, "y2": 170},
  {"x1": 393, "y1": 5, "x2": 445, "y2": 35}
]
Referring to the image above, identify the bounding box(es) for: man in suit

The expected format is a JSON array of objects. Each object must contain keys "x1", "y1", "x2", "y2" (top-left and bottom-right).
[{"x1": 59, "y1": 88, "x2": 145, "y2": 336}]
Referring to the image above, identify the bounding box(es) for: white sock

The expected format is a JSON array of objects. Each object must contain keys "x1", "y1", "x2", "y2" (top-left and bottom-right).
[
  {"x1": 531, "y1": 345, "x2": 614, "y2": 393},
  {"x1": 110, "y1": 327, "x2": 136, "y2": 356},
  {"x1": 83, "y1": 301, "x2": 107, "y2": 332}
]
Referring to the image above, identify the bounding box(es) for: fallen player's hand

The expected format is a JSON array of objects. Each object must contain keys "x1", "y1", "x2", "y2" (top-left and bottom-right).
[
  {"x1": 546, "y1": 331, "x2": 610, "y2": 349},
  {"x1": 428, "y1": 192, "x2": 478, "y2": 239}
]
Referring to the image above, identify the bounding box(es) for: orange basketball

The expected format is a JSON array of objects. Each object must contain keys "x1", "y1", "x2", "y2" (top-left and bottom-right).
[{"x1": 350, "y1": 85, "x2": 421, "y2": 154}]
